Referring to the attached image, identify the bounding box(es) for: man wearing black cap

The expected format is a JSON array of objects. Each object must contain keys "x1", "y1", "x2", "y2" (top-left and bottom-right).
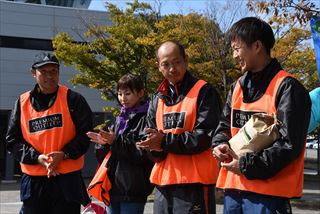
[{"x1": 6, "y1": 52, "x2": 93, "y2": 213}]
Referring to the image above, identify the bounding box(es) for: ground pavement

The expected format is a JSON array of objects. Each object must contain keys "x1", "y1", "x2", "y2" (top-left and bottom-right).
[{"x1": 0, "y1": 173, "x2": 319, "y2": 214}]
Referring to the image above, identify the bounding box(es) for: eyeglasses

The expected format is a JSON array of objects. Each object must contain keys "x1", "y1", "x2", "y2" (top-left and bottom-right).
[{"x1": 159, "y1": 60, "x2": 182, "y2": 70}]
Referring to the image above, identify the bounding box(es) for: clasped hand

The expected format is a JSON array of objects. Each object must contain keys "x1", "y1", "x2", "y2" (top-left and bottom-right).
[
  {"x1": 212, "y1": 144, "x2": 241, "y2": 174},
  {"x1": 38, "y1": 151, "x2": 64, "y2": 178},
  {"x1": 136, "y1": 128, "x2": 164, "y2": 152}
]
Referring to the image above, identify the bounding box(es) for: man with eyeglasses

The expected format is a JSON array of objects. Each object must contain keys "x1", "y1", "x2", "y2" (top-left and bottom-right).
[
  {"x1": 6, "y1": 52, "x2": 93, "y2": 213},
  {"x1": 137, "y1": 40, "x2": 222, "y2": 214}
]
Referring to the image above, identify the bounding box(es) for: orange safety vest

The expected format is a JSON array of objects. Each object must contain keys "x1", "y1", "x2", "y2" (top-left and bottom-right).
[
  {"x1": 87, "y1": 151, "x2": 112, "y2": 205},
  {"x1": 20, "y1": 85, "x2": 84, "y2": 176},
  {"x1": 151, "y1": 80, "x2": 220, "y2": 185},
  {"x1": 216, "y1": 70, "x2": 305, "y2": 198}
]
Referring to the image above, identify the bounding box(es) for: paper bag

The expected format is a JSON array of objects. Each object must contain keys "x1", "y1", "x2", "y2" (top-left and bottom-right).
[{"x1": 229, "y1": 113, "x2": 279, "y2": 156}]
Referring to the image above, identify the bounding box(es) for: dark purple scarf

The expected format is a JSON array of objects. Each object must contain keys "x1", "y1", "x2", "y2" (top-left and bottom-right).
[{"x1": 116, "y1": 101, "x2": 149, "y2": 135}]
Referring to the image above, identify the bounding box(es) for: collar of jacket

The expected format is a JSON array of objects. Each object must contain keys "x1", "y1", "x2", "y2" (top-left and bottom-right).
[
  {"x1": 30, "y1": 84, "x2": 59, "y2": 111},
  {"x1": 156, "y1": 71, "x2": 197, "y2": 96},
  {"x1": 239, "y1": 58, "x2": 283, "y2": 102}
]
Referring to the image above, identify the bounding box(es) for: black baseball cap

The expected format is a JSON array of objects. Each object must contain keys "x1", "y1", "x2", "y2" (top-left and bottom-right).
[{"x1": 32, "y1": 52, "x2": 60, "y2": 69}]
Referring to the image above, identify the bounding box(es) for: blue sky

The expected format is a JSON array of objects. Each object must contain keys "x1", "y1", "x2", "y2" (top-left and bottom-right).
[
  {"x1": 88, "y1": 0, "x2": 250, "y2": 31},
  {"x1": 88, "y1": 0, "x2": 246, "y2": 15}
]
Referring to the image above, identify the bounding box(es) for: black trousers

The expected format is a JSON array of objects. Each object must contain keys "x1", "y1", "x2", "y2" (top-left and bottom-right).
[
  {"x1": 153, "y1": 184, "x2": 216, "y2": 214},
  {"x1": 19, "y1": 172, "x2": 89, "y2": 214}
]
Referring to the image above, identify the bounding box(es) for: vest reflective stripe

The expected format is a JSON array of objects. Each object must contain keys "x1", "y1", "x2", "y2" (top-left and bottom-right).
[
  {"x1": 20, "y1": 85, "x2": 84, "y2": 176},
  {"x1": 87, "y1": 151, "x2": 111, "y2": 205},
  {"x1": 216, "y1": 70, "x2": 305, "y2": 198},
  {"x1": 151, "y1": 80, "x2": 220, "y2": 185}
]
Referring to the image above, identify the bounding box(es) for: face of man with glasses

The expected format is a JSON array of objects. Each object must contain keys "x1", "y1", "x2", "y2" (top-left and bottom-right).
[{"x1": 157, "y1": 42, "x2": 188, "y2": 85}]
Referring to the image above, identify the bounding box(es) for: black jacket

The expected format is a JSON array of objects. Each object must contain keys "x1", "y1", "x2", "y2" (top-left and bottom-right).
[
  {"x1": 147, "y1": 71, "x2": 222, "y2": 156},
  {"x1": 212, "y1": 59, "x2": 311, "y2": 180},
  {"x1": 6, "y1": 84, "x2": 93, "y2": 164},
  {"x1": 95, "y1": 103, "x2": 154, "y2": 203},
  {"x1": 5, "y1": 84, "x2": 93, "y2": 206}
]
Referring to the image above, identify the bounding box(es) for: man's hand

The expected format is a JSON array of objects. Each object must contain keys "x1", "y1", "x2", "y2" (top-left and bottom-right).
[
  {"x1": 87, "y1": 128, "x2": 115, "y2": 145},
  {"x1": 46, "y1": 151, "x2": 64, "y2": 178},
  {"x1": 38, "y1": 153, "x2": 60, "y2": 178},
  {"x1": 220, "y1": 148, "x2": 241, "y2": 174},
  {"x1": 46, "y1": 168, "x2": 59, "y2": 178},
  {"x1": 136, "y1": 128, "x2": 164, "y2": 152},
  {"x1": 38, "y1": 154, "x2": 50, "y2": 168},
  {"x1": 212, "y1": 144, "x2": 231, "y2": 162}
]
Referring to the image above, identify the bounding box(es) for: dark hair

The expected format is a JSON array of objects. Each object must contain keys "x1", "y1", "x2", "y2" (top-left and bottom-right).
[
  {"x1": 155, "y1": 40, "x2": 186, "y2": 61},
  {"x1": 117, "y1": 74, "x2": 145, "y2": 93},
  {"x1": 227, "y1": 17, "x2": 275, "y2": 55}
]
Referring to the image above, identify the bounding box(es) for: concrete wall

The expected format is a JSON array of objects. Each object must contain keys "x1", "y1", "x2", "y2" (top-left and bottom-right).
[{"x1": 0, "y1": 1, "x2": 113, "y2": 112}]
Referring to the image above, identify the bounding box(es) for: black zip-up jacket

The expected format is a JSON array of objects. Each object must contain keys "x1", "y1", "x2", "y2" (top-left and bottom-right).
[
  {"x1": 212, "y1": 59, "x2": 311, "y2": 180},
  {"x1": 95, "y1": 103, "x2": 155, "y2": 203},
  {"x1": 147, "y1": 71, "x2": 222, "y2": 156},
  {"x1": 6, "y1": 84, "x2": 93, "y2": 164},
  {"x1": 5, "y1": 84, "x2": 93, "y2": 205}
]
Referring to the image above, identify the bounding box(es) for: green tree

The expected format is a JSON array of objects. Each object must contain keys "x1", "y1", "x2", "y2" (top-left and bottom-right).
[
  {"x1": 247, "y1": 0, "x2": 320, "y2": 24},
  {"x1": 53, "y1": 0, "x2": 320, "y2": 108},
  {"x1": 147, "y1": 12, "x2": 239, "y2": 97},
  {"x1": 53, "y1": 0, "x2": 159, "y2": 113},
  {"x1": 53, "y1": 0, "x2": 235, "y2": 107}
]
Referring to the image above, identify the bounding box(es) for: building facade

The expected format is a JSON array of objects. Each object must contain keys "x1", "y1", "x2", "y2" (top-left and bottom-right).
[
  {"x1": 6, "y1": 0, "x2": 92, "y2": 8},
  {"x1": 0, "y1": 0, "x2": 113, "y2": 179}
]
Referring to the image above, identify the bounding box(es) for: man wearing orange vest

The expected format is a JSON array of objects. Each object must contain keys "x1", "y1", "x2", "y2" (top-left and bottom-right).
[
  {"x1": 212, "y1": 17, "x2": 311, "y2": 214},
  {"x1": 136, "y1": 40, "x2": 222, "y2": 214},
  {"x1": 6, "y1": 52, "x2": 93, "y2": 213}
]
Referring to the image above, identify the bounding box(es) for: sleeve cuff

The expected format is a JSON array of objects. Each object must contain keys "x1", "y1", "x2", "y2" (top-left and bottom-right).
[{"x1": 239, "y1": 156, "x2": 246, "y2": 174}]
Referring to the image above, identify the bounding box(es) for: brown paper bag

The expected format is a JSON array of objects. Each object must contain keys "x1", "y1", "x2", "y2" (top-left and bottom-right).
[{"x1": 229, "y1": 113, "x2": 279, "y2": 156}]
